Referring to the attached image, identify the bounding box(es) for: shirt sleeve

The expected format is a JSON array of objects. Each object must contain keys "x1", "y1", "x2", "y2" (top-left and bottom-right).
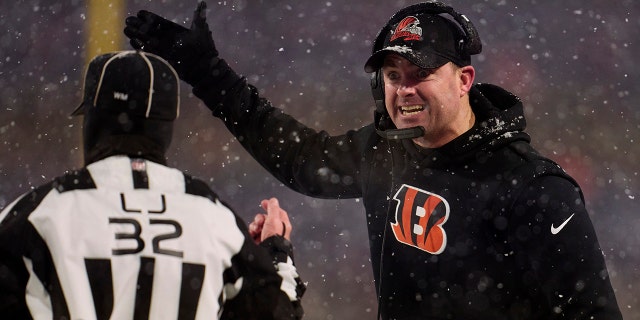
[
  {"x1": 0, "y1": 190, "x2": 44, "y2": 318},
  {"x1": 509, "y1": 175, "x2": 622, "y2": 319},
  {"x1": 260, "y1": 236, "x2": 306, "y2": 305},
  {"x1": 219, "y1": 217, "x2": 305, "y2": 320},
  {"x1": 192, "y1": 64, "x2": 369, "y2": 199}
]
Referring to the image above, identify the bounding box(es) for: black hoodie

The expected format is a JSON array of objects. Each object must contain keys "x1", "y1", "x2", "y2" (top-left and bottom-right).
[{"x1": 193, "y1": 68, "x2": 622, "y2": 319}]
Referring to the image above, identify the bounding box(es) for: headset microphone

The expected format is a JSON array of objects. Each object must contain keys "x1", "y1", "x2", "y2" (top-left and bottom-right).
[
  {"x1": 371, "y1": 68, "x2": 426, "y2": 140},
  {"x1": 376, "y1": 126, "x2": 425, "y2": 140}
]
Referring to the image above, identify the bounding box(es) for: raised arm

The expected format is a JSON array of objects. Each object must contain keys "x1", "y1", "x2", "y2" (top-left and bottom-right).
[{"x1": 124, "y1": 2, "x2": 370, "y2": 199}]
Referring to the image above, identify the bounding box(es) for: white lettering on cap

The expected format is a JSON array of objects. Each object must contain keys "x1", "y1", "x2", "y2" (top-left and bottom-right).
[{"x1": 113, "y1": 92, "x2": 129, "y2": 101}]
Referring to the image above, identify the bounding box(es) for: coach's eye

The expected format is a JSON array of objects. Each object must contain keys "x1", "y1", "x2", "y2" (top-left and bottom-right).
[
  {"x1": 416, "y1": 69, "x2": 432, "y2": 80},
  {"x1": 386, "y1": 71, "x2": 400, "y2": 81}
]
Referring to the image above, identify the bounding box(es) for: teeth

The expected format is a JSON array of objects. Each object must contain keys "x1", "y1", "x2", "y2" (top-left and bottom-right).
[{"x1": 400, "y1": 105, "x2": 424, "y2": 114}]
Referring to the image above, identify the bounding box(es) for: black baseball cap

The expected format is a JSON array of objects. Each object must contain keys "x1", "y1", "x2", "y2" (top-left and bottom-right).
[
  {"x1": 364, "y1": 13, "x2": 470, "y2": 73},
  {"x1": 71, "y1": 50, "x2": 179, "y2": 120}
]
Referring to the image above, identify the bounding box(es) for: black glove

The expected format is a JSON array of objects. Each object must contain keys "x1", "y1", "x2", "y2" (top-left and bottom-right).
[{"x1": 124, "y1": 1, "x2": 218, "y2": 85}]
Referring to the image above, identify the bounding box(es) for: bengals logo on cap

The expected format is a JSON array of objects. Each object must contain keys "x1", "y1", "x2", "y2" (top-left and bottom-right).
[
  {"x1": 390, "y1": 184, "x2": 449, "y2": 254},
  {"x1": 390, "y1": 16, "x2": 423, "y2": 42}
]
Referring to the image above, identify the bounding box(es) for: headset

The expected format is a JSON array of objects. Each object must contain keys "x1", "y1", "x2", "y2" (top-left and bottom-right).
[{"x1": 370, "y1": 1, "x2": 482, "y2": 140}]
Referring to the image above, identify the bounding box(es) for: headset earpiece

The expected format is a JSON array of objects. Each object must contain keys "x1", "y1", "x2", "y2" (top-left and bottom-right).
[{"x1": 371, "y1": 69, "x2": 385, "y2": 114}]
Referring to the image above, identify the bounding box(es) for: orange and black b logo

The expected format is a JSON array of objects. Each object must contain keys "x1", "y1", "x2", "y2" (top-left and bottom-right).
[{"x1": 390, "y1": 184, "x2": 450, "y2": 254}]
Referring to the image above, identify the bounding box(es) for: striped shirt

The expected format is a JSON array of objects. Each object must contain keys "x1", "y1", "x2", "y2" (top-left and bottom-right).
[{"x1": 0, "y1": 156, "x2": 304, "y2": 319}]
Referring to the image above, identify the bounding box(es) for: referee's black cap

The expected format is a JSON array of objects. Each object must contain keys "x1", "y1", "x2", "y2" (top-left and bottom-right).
[{"x1": 71, "y1": 50, "x2": 179, "y2": 121}]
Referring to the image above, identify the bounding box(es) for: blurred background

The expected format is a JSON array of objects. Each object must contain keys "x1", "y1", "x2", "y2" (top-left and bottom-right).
[{"x1": 0, "y1": 0, "x2": 638, "y2": 318}]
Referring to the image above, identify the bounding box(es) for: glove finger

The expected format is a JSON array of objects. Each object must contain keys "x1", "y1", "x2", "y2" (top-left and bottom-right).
[
  {"x1": 124, "y1": 16, "x2": 143, "y2": 29},
  {"x1": 123, "y1": 24, "x2": 142, "y2": 39},
  {"x1": 191, "y1": 1, "x2": 208, "y2": 30},
  {"x1": 136, "y1": 10, "x2": 178, "y2": 35},
  {"x1": 124, "y1": 16, "x2": 154, "y2": 42},
  {"x1": 128, "y1": 38, "x2": 145, "y2": 50},
  {"x1": 136, "y1": 10, "x2": 161, "y2": 23},
  {"x1": 124, "y1": 27, "x2": 153, "y2": 44}
]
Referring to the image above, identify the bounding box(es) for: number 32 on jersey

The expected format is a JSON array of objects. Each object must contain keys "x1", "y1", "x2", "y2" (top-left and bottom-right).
[
  {"x1": 84, "y1": 192, "x2": 206, "y2": 318},
  {"x1": 109, "y1": 193, "x2": 182, "y2": 257}
]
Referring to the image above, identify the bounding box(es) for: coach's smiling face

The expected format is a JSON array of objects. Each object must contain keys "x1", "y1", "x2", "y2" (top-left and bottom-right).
[{"x1": 382, "y1": 54, "x2": 476, "y2": 149}]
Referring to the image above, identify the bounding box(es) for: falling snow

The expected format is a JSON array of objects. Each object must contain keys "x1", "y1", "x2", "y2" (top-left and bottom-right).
[{"x1": 0, "y1": 0, "x2": 638, "y2": 319}]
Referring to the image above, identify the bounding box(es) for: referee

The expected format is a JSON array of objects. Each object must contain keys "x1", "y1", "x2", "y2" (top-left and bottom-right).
[{"x1": 0, "y1": 50, "x2": 305, "y2": 319}]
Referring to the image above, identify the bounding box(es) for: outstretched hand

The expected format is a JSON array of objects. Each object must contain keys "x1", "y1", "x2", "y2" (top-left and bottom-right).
[
  {"x1": 123, "y1": 1, "x2": 218, "y2": 84},
  {"x1": 249, "y1": 198, "x2": 293, "y2": 244}
]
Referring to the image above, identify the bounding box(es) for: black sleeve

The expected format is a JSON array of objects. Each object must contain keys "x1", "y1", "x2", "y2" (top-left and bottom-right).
[
  {"x1": 0, "y1": 188, "x2": 51, "y2": 319},
  {"x1": 219, "y1": 216, "x2": 305, "y2": 320},
  {"x1": 509, "y1": 175, "x2": 622, "y2": 319},
  {"x1": 0, "y1": 207, "x2": 32, "y2": 318},
  {"x1": 191, "y1": 61, "x2": 369, "y2": 199}
]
